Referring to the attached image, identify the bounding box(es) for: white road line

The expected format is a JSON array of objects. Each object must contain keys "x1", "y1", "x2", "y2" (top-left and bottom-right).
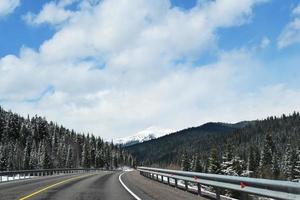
[{"x1": 119, "y1": 172, "x2": 142, "y2": 200}]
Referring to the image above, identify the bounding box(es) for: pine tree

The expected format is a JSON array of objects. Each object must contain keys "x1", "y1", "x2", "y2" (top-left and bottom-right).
[
  {"x1": 283, "y1": 144, "x2": 299, "y2": 180},
  {"x1": 294, "y1": 148, "x2": 300, "y2": 181},
  {"x1": 95, "y1": 140, "x2": 104, "y2": 168},
  {"x1": 286, "y1": 149, "x2": 298, "y2": 181},
  {"x1": 221, "y1": 144, "x2": 234, "y2": 175},
  {"x1": 208, "y1": 148, "x2": 220, "y2": 174},
  {"x1": 66, "y1": 145, "x2": 74, "y2": 168},
  {"x1": 0, "y1": 107, "x2": 6, "y2": 142},
  {"x1": 253, "y1": 146, "x2": 261, "y2": 176},
  {"x1": 181, "y1": 150, "x2": 190, "y2": 171},
  {"x1": 90, "y1": 135, "x2": 96, "y2": 168},
  {"x1": 272, "y1": 153, "x2": 280, "y2": 179},
  {"x1": 38, "y1": 140, "x2": 52, "y2": 169},
  {"x1": 191, "y1": 155, "x2": 202, "y2": 172},
  {"x1": 260, "y1": 134, "x2": 274, "y2": 178},
  {"x1": 113, "y1": 155, "x2": 118, "y2": 169},
  {"x1": 0, "y1": 145, "x2": 9, "y2": 171},
  {"x1": 247, "y1": 146, "x2": 256, "y2": 177},
  {"x1": 42, "y1": 148, "x2": 51, "y2": 169},
  {"x1": 29, "y1": 140, "x2": 38, "y2": 169},
  {"x1": 23, "y1": 136, "x2": 31, "y2": 170}
]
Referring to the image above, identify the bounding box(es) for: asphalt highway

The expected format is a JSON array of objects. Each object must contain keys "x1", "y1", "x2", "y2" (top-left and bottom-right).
[{"x1": 0, "y1": 171, "x2": 208, "y2": 200}]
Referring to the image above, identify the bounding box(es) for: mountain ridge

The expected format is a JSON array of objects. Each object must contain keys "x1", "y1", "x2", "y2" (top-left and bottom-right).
[{"x1": 125, "y1": 121, "x2": 251, "y2": 148}]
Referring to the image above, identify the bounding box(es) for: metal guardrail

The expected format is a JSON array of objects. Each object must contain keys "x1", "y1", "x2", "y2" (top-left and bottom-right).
[
  {"x1": 137, "y1": 166, "x2": 300, "y2": 200},
  {"x1": 0, "y1": 168, "x2": 104, "y2": 183}
]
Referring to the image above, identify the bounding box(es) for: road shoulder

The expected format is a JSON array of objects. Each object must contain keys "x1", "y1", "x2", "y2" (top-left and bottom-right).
[{"x1": 121, "y1": 170, "x2": 209, "y2": 200}]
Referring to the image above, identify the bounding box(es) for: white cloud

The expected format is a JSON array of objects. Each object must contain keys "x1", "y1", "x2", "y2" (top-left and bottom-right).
[
  {"x1": 23, "y1": 1, "x2": 75, "y2": 26},
  {"x1": 292, "y1": 3, "x2": 300, "y2": 15},
  {"x1": 260, "y1": 37, "x2": 270, "y2": 49},
  {"x1": 278, "y1": 3, "x2": 300, "y2": 48},
  {"x1": 3, "y1": 0, "x2": 297, "y2": 140},
  {"x1": 0, "y1": 0, "x2": 20, "y2": 17}
]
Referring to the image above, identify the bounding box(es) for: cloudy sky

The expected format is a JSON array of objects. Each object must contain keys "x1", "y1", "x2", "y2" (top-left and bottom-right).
[{"x1": 1, "y1": 0, "x2": 300, "y2": 140}]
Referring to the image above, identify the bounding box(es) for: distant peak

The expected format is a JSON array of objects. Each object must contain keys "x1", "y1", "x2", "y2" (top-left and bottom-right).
[{"x1": 115, "y1": 126, "x2": 174, "y2": 146}]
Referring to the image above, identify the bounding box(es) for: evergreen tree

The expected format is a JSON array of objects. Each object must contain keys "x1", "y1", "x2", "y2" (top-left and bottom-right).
[
  {"x1": 0, "y1": 145, "x2": 9, "y2": 170},
  {"x1": 208, "y1": 148, "x2": 220, "y2": 174},
  {"x1": 260, "y1": 134, "x2": 274, "y2": 178},
  {"x1": 82, "y1": 142, "x2": 89, "y2": 168},
  {"x1": 22, "y1": 136, "x2": 31, "y2": 170},
  {"x1": 66, "y1": 145, "x2": 74, "y2": 168},
  {"x1": 29, "y1": 140, "x2": 38, "y2": 169},
  {"x1": 247, "y1": 146, "x2": 256, "y2": 176},
  {"x1": 181, "y1": 150, "x2": 190, "y2": 171},
  {"x1": 0, "y1": 107, "x2": 132, "y2": 171},
  {"x1": 294, "y1": 148, "x2": 300, "y2": 181},
  {"x1": 42, "y1": 145, "x2": 52, "y2": 169},
  {"x1": 283, "y1": 144, "x2": 299, "y2": 180},
  {"x1": 272, "y1": 153, "x2": 280, "y2": 179},
  {"x1": 220, "y1": 144, "x2": 234, "y2": 175},
  {"x1": 191, "y1": 155, "x2": 202, "y2": 172},
  {"x1": 0, "y1": 107, "x2": 5, "y2": 142},
  {"x1": 113, "y1": 155, "x2": 118, "y2": 169}
]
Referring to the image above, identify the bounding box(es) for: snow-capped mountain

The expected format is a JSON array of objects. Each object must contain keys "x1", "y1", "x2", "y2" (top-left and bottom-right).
[{"x1": 115, "y1": 126, "x2": 174, "y2": 146}]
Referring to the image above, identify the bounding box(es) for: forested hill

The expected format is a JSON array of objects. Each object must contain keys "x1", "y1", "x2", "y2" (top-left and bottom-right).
[
  {"x1": 0, "y1": 106, "x2": 135, "y2": 171},
  {"x1": 126, "y1": 113, "x2": 300, "y2": 182},
  {"x1": 125, "y1": 122, "x2": 246, "y2": 166}
]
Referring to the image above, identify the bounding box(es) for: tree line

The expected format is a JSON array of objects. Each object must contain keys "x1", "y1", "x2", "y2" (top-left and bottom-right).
[
  {"x1": 178, "y1": 114, "x2": 300, "y2": 198},
  {"x1": 126, "y1": 112, "x2": 300, "y2": 184},
  {"x1": 180, "y1": 113, "x2": 300, "y2": 183},
  {"x1": 0, "y1": 106, "x2": 135, "y2": 171}
]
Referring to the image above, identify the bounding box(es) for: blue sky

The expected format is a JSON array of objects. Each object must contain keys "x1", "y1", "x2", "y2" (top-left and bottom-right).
[
  {"x1": 0, "y1": 0, "x2": 54, "y2": 57},
  {"x1": 1, "y1": 0, "x2": 300, "y2": 65},
  {"x1": 1, "y1": 0, "x2": 300, "y2": 139}
]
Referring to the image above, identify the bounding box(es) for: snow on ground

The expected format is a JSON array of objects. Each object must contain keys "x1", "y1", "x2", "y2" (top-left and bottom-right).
[
  {"x1": 119, "y1": 166, "x2": 134, "y2": 172},
  {"x1": 0, "y1": 174, "x2": 31, "y2": 182},
  {"x1": 153, "y1": 175, "x2": 276, "y2": 200},
  {"x1": 151, "y1": 174, "x2": 238, "y2": 200}
]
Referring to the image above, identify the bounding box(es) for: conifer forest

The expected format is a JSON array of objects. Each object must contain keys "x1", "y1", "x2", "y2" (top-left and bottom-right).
[
  {"x1": 127, "y1": 113, "x2": 300, "y2": 182},
  {"x1": 0, "y1": 106, "x2": 135, "y2": 171}
]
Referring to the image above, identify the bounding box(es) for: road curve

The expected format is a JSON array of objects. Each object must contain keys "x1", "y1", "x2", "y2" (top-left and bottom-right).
[{"x1": 0, "y1": 170, "x2": 208, "y2": 200}]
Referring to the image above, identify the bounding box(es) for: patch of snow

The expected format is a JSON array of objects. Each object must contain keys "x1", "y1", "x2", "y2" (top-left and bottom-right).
[
  {"x1": 152, "y1": 174, "x2": 237, "y2": 200},
  {"x1": 1, "y1": 174, "x2": 31, "y2": 182},
  {"x1": 119, "y1": 166, "x2": 134, "y2": 172},
  {"x1": 115, "y1": 126, "x2": 174, "y2": 145}
]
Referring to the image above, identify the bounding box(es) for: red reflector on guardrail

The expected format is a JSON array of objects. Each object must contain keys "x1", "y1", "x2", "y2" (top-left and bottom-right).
[{"x1": 240, "y1": 182, "x2": 247, "y2": 188}]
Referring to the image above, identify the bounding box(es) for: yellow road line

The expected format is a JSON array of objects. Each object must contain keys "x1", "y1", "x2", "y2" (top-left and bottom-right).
[{"x1": 19, "y1": 173, "x2": 95, "y2": 200}]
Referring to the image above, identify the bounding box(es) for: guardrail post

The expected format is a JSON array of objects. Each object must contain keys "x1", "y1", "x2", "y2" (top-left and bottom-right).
[
  {"x1": 215, "y1": 188, "x2": 221, "y2": 200},
  {"x1": 167, "y1": 177, "x2": 170, "y2": 185},
  {"x1": 175, "y1": 178, "x2": 178, "y2": 188},
  {"x1": 0, "y1": 175, "x2": 2, "y2": 182},
  {"x1": 240, "y1": 193, "x2": 249, "y2": 200},
  {"x1": 197, "y1": 183, "x2": 202, "y2": 195},
  {"x1": 184, "y1": 180, "x2": 188, "y2": 191}
]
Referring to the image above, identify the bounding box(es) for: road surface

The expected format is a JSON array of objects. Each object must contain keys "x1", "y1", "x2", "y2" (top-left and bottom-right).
[{"x1": 0, "y1": 170, "x2": 208, "y2": 200}]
